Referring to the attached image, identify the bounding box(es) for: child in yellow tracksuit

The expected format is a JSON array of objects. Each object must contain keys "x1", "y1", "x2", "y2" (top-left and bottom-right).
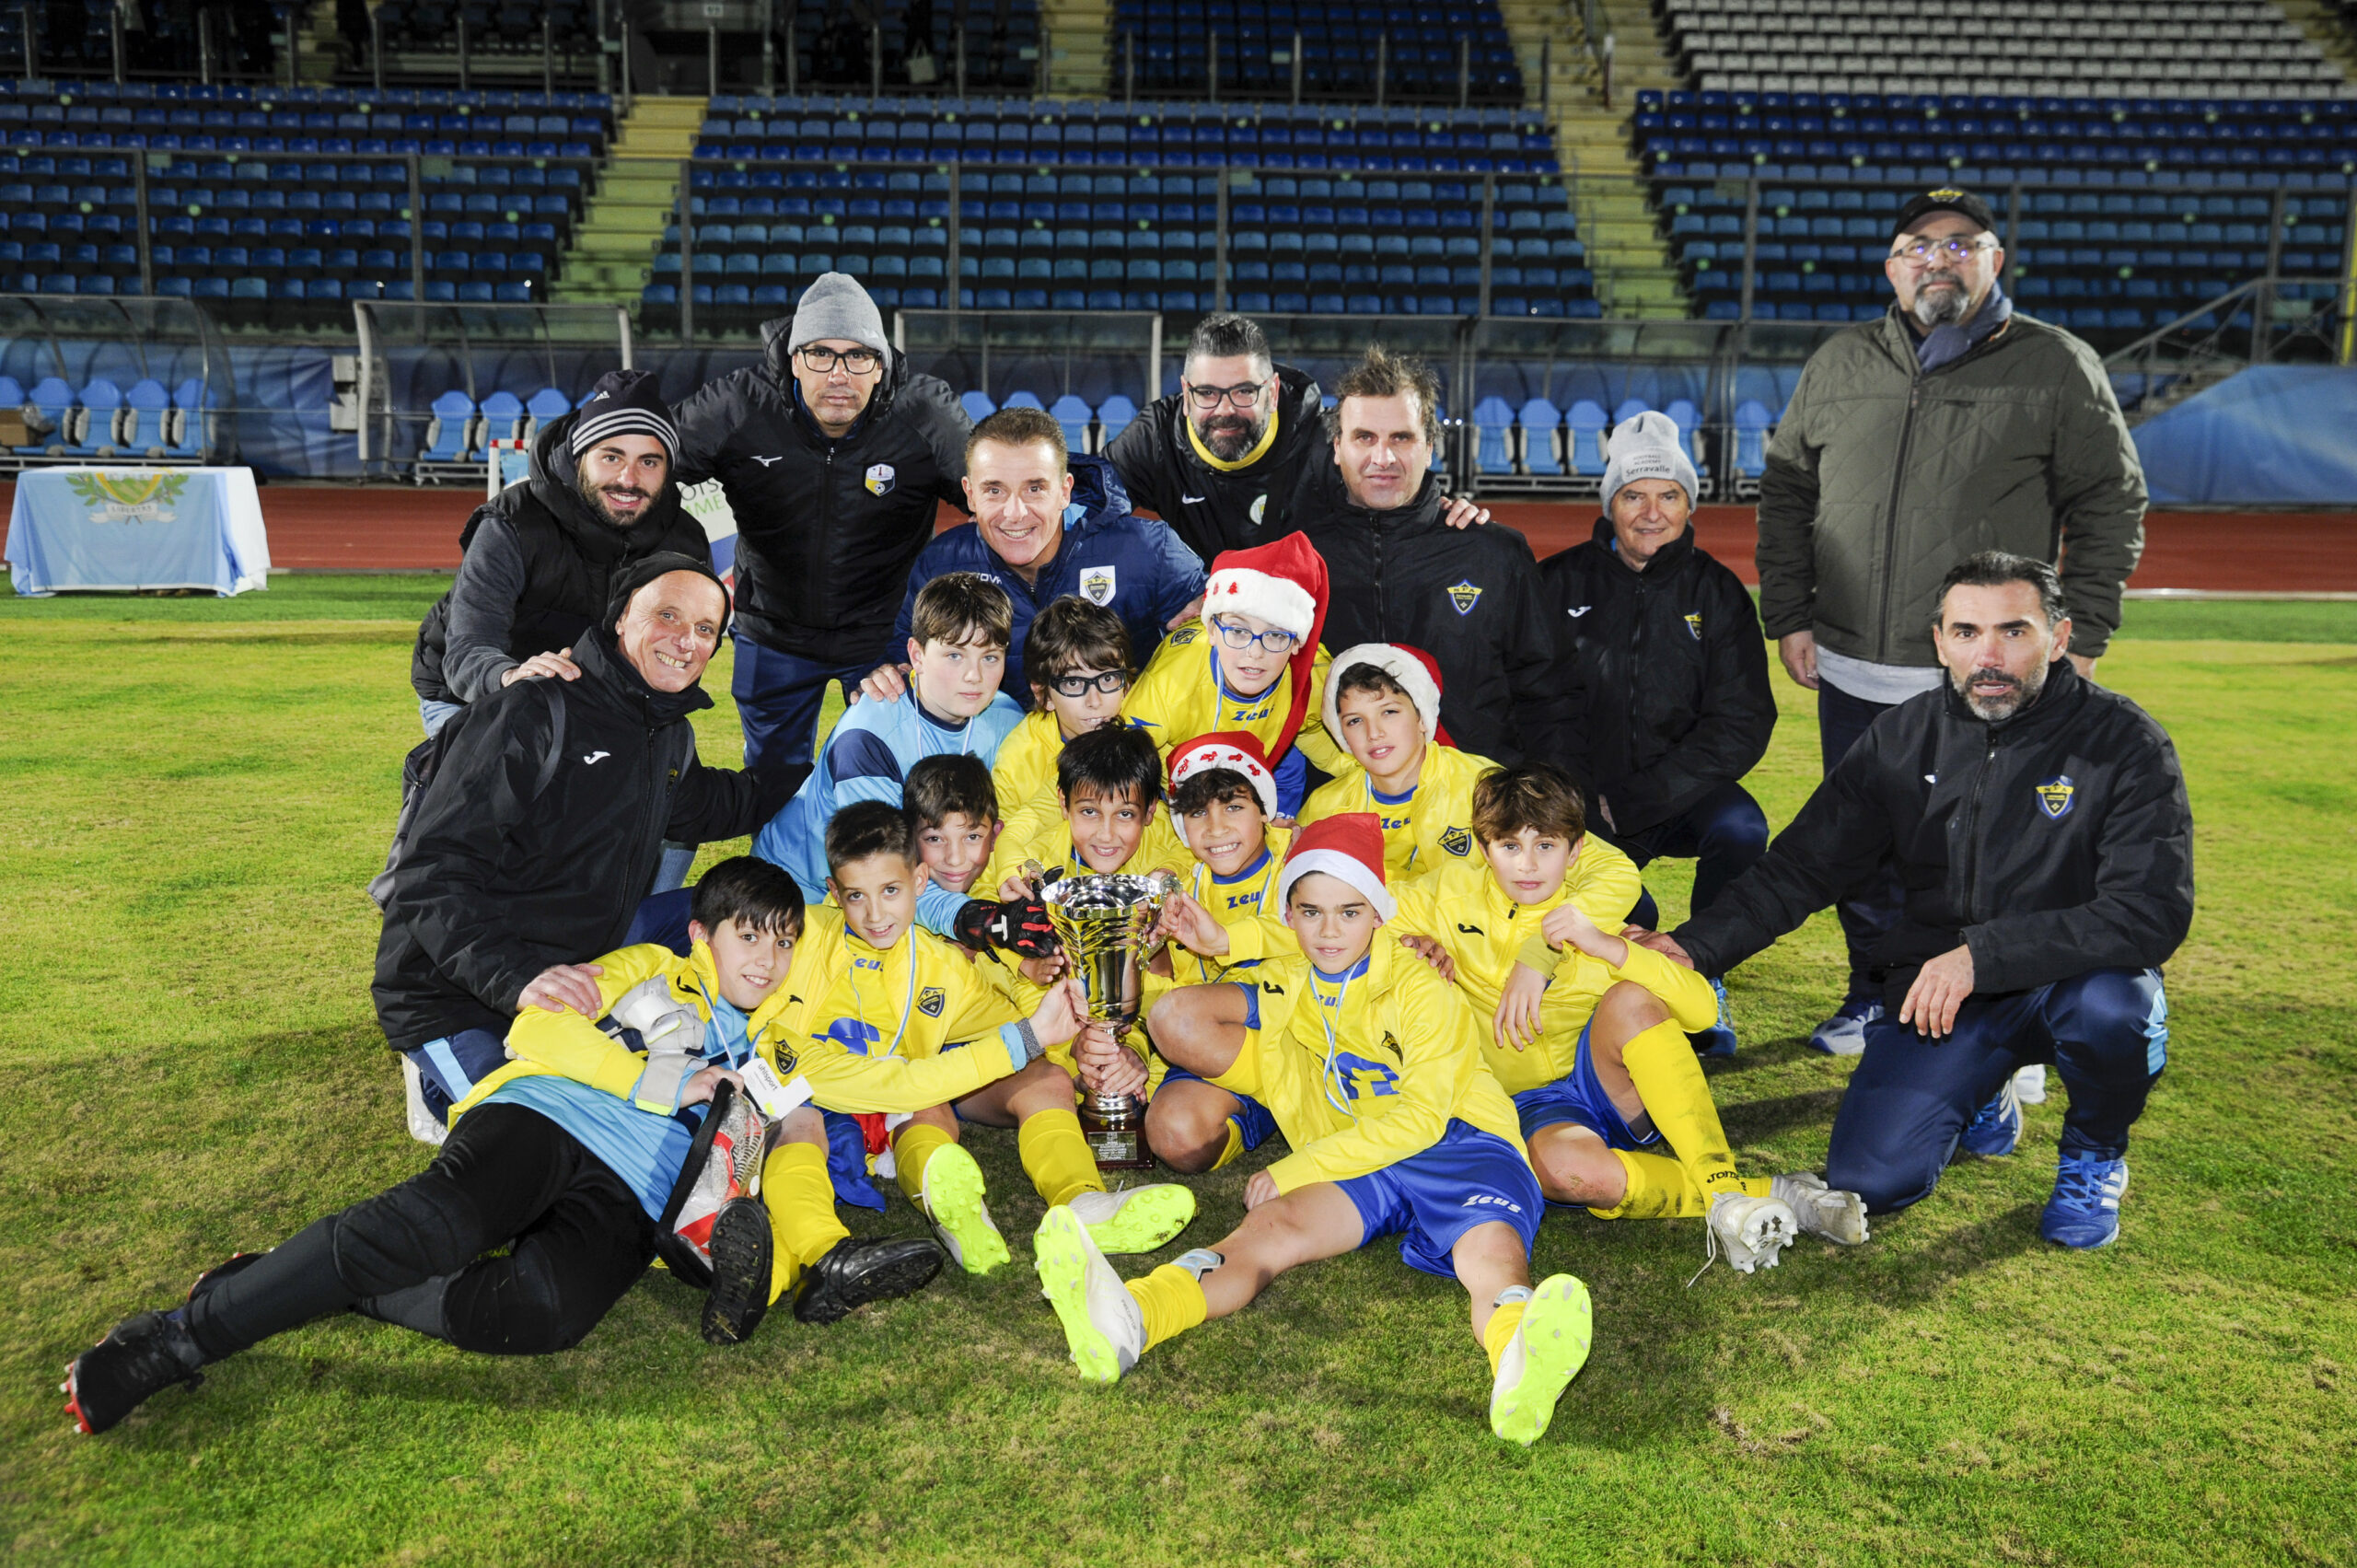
[
  {"x1": 801, "y1": 798, "x2": 1197, "y2": 1280},
  {"x1": 1034, "y1": 813, "x2": 1595, "y2": 1447},
  {"x1": 990, "y1": 595, "x2": 1137, "y2": 824},
  {"x1": 1301, "y1": 641, "x2": 1496, "y2": 879},
  {"x1": 983, "y1": 724, "x2": 1196, "y2": 894},
  {"x1": 1388, "y1": 764, "x2": 1871, "y2": 1274}
]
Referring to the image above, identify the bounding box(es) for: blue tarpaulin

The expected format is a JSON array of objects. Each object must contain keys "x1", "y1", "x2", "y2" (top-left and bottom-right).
[{"x1": 2133, "y1": 366, "x2": 2357, "y2": 506}]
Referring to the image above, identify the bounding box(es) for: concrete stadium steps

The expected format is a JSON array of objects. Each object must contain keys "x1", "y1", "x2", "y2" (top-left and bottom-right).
[
  {"x1": 1046, "y1": 0, "x2": 1113, "y2": 97},
  {"x1": 293, "y1": 0, "x2": 344, "y2": 84},
  {"x1": 2274, "y1": 0, "x2": 2357, "y2": 83},
  {"x1": 553, "y1": 97, "x2": 706, "y2": 306}
]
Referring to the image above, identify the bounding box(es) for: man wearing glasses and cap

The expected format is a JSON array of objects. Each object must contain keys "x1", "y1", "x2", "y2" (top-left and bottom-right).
[
  {"x1": 670, "y1": 273, "x2": 976, "y2": 772},
  {"x1": 1755, "y1": 188, "x2": 2147, "y2": 1057}
]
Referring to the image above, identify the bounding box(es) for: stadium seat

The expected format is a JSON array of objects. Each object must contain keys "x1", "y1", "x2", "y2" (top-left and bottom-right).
[
  {"x1": 477, "y1": 390, "x2": 527, "y2": 447},
  {"x1": 20, "y1": 376, "x2": 75, "y2": 453},
  {"x1": 1566, "y1": 400, "x2": 1609, "y2": 478},
  {"x1": 1731, "y1": 399, "x2": 1773, "y2": 495},
  {"x1": 418, "y1": 389, "x2": 480, "y2": 467},
  {"x1": 1517, "y1": 399, "x2": 1564, "y2": 477},
  {"x1": 120, "y1": 378, "x2": 173, "y2": 457},
  {"x1": 1096, "y1": 394, "x2": 1138, "y2": 450},
  {"x1": 1049, "y1": 393, "x2": 1095, "y2": 453},
  {"x1": 1003, "y1": 390, "x2": 1046, "y2": 412},
  {"x1": 1471, "y1": 397, "x2": 1515, "y2": 475},
  {"x1": 523, "y1": 387, "x2": 573, "y2": 441},
  {"x1": 960, "y1": 389, "x2": 997, "y2": 423},
  {"x1": 73, "y1": 379, "x2": 125, "y2": 456}
]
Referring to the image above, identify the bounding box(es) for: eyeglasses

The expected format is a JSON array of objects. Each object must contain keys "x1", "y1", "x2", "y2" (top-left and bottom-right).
[
  {"x1": 1049, "y1": 669, "x2": 1132, "y2": 699},
  {"x1": 1209, "y1": 617, "x2": 1300, "y2": 655},
  {"x1": 1889, "y1": 237, "x2": 1998, "y2": 265},
  {"x1": 798, "y1": 345, "x2": 882, "y2": 375},
  {"x1": 1184, "y1": 379, "x2": 1271, "y2": 410}
]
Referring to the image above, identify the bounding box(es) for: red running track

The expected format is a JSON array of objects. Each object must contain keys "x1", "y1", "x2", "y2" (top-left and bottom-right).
[{"x1": 4, "y1": 481, "x2": 2352, "y2": 592}]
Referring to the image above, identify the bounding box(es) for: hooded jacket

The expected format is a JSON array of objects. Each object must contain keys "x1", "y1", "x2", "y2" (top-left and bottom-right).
[
  {"x1": 1104, "y1": 362, "x2": 1328, "y2": 561},
  {"x1": 670, "y1": 317, "x2": 973, "y2": 663},
  {"x1": 1295, "y1": 467, "x2": 1562, "y2": 768},
  {"x1": 412, "y1": 411, "x2": 711, "y2": 705},
  {"x1": 889, "y1": 454, "x2": 1207, "y2": 703},
  {"x1": 373, "y1": 628, "x2": 796, "y2": 1052},
  {"x1": 1538, "y1": 517, "x2": 1777, "y2": 838},
  {"x1": 1677, "y1": 657, "x2": 2194, "y2": 1009}
]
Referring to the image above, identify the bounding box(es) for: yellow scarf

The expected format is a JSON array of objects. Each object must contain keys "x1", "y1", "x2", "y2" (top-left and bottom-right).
[{"x1": 1184, "y1": 403, "x2": 1282, "y2": 473}]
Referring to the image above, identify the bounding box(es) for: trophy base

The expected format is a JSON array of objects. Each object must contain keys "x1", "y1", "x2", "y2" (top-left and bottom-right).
[{"x1": 1079, "y1": 1097, "x2": 1154, "y2": 1171}]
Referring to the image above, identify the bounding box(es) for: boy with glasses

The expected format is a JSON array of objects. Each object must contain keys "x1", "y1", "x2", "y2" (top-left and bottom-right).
[{"x1": 991, "y1": 595, "x2": 1138, "y2": 821}]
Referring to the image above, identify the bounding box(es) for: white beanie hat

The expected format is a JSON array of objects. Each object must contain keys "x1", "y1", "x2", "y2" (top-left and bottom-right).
[
  {"x1": 1600, "y1": 410, "x2": 1699, "y2": 510},
  {"x1": 1320, "y1": 643, "x2": 1447, "y2": 749}
]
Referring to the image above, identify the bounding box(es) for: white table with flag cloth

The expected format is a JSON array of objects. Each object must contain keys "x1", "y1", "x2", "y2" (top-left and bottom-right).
[{"x1": 5, "y1": 467, "x2": 271, "y2": 597}]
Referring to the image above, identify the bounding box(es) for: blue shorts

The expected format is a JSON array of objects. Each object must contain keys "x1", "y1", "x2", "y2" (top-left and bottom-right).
[
  {"x1": 1336, "y1": 1120, "x2": 1544, "y2": 1279},
  {"x1": 1155, "y1": 1064, "x2": 1279, "y2": 1153},
  {"x1": 1512, "y1": 1018, "x2": 1662, "y2": 1153}
]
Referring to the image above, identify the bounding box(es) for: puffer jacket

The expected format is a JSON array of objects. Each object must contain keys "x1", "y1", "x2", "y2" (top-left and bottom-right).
[{"x1": 1103, "y1": 362, "x2": 1329, "y2": 560}]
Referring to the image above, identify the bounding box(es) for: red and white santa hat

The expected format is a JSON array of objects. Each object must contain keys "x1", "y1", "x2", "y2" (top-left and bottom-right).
[
  {"x1": 1168, "y1": 731, "x2": 1281, "y2": 844},
  {"x1": 1200, "y1": 530, "x2": 1330, "y2": 757},
  {"x1": 1276, "y1": 811, "x2": 1395, "y2": 922},
  {"x1": 1320, "y1": 641, "x2": 1453, "y2": 750}
]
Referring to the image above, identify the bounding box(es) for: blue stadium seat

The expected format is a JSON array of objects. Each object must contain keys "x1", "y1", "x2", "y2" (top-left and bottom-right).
[
  {"x1": 419, "y1": 389, "x2": 479, "y2": 465},
  {"x1": 1471, "y1": 397, "x2": 1515, "y2": 475},
  {"x1": 1517, "y1": 399, "x2": 1564, "y2": 476},
  {"x1": 1566, "y1": 400, "x2": 1608, "y2": 477}
]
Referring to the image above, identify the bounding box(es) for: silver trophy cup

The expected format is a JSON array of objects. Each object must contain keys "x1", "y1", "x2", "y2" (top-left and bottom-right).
[{"x1": 1038, "y1": 869, "x2": 1180, "y2": 1169}]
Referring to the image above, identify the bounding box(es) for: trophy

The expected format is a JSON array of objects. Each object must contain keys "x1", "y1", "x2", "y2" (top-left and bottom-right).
[{"x1": 1036, "y1": 867, "x2": 1181, "y2": 1169}]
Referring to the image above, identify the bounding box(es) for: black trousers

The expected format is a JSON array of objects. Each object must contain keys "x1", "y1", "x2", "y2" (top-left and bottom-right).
[{"x1": 184, "y1": 1104, "x2": 656, "y2": 1361}]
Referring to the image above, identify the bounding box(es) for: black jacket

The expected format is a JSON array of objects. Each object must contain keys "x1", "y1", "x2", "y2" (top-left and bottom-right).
[
  {"x1": 1678, "y1": 658, "x2": 2194, "y2": 1008},
  {"x1": 1105, "y1": 362, "x2": 1327, "y2": 562},
  {"x1": 1295, "y1": 468, "x2": 1561, "y2": 768},
  {"x1": 670, "y1": 317, "x2": 972, "y2": 663},
  {"x1": 1538, "y1": 518, "x2": 1776, "y2": 838},
  {"x1": 412, "y1": 412, "x2": 711, "y2": 705},
  {"x1": 374, "y1": 632, "x2": 795, "y2": 1051}
]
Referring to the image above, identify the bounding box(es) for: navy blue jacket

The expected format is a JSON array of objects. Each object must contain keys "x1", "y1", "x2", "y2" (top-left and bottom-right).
[{"x1": 891, "y1": 454, "x2": 1207, "y2": 704}]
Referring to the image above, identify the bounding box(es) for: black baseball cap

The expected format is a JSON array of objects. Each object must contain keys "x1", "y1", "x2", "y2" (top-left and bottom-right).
[{"x1": 1892, "y1": 188, "x2": 1998, "y2": 238}]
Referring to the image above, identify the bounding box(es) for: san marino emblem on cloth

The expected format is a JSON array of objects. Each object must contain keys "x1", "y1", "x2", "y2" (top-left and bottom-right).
[
  {"x1": 865, "y1": 462, "x2": 896, "y2": 496},
  {"x1": 1446, "y1": 580, "x2": 1482, "y2": 615},
  {"x1": 1080, "y1": 565, "x2": 1117, "y2": 605},
  {"x1": 1441, "y1": 826, "x2": 1473, "y2": 856},
  {"x1": 917, "y1": 986, "x2": 946, "y2": 1018},
  {"x1": 1685, "y1": 612, "x2": 1703, "y2": 640},
  {"x1": 2035, "y1": 776, "x2": 2076, "y2": 819}
]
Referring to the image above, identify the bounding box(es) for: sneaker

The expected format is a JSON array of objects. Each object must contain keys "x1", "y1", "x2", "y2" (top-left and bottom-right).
[
  {"x1": 63, "y1": 1310, "x2": 208, "y2": 1434},
  {"x1": 1957, "y1": 1076, "x2": 2024, "y2": 1157},
  {"x1": 2013, "y1": 1063, "x2": 2049, "y2": 1105},
  {"x1": 700, "y1": 1197, "x2": 774, "y2": 1346},
  {"x1": 1770, "y1": 1172, "x2": 1871, "y2": 1246},
  {"x1": 1067, "y1": 1183, "x2": 1197, "y2": 1255},
  {"x1": 1689, "y1": 976, "x2": 1737, "y2": 1059},
  {"x1": 2041, "y1": 1154, "x2": 2129, "y2": 1249},
  {"x1": 1807, "y1": 996, "x2": 1882, "y2": 1057},
  {"x1": 1033, "y1": 1205, "x2": 1144, "y2": 1385},
  {"x1": 186, "y1": 1252, "x2": 262, "y2": 1307},
  {"x1": 1488, "y1": 1274, "x2": 1594, "y2": 1446},
  {"x1": 1703, "y1": 1191, "x2": 1798, "y2": 1276},
  {"x1": 918, "y1": 1143, "x2": 1009, "y2": 1276},
  {"x1": 792, "y1": 1235, "x2": 946, "y2": 1326}
]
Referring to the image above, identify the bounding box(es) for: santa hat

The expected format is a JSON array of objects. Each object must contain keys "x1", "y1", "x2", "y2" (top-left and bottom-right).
[
  {"x1": 1321, "y1": 642, "x2": 1452, "y2": 750},
  {"x1": 1276, "y1": 812, "x2": 1395, "y2": 922},
  {"x1": 1167, "y1": 731, "x2": 1280, "y2": 844},
  {"x1": 1200, "y1": 530, "x2": 1330, "y2": 759}
]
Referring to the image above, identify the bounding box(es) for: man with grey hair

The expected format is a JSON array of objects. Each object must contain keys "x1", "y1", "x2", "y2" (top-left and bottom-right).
[
  {"x1": 671, "y1": 273, "x2": 975, "y2": 771},
  {"x1": 1757, "y1": 187, "x2": 2148, "y2": 1055}
]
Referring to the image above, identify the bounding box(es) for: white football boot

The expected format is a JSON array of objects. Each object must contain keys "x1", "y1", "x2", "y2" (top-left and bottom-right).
[
  {"x1": 1771, "y1": 1171, "x2": 1872, "y2": 1246},
  {"x1": 1034, "y1": 1206, "x2": 1144, "y2": 1385},
  {"x1": 1067, "y1": 1183, "x2": 1197, "y2": 1254},
  {"x1": 1703, "y1": 1192, "x2": 1799, "y2": 1276}
]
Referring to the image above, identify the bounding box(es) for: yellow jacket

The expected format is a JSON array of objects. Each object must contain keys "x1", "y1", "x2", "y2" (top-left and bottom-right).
[
  {"x1": 1299, "y1": 742, "x2": 1498, "y2": 881},
  {"x1": 784, "y1": 909, "x2": 1036, "y2": 1109},
  {"x1": 1120, "y1": 624, "x2": 1344, "y2": 779},
  {"x1": 1206, "y1": 934, "x2": 1527, "y2": 1194},
  {"x1": 1171, "y1": 821, "x2": 1296, "y2": 981},
  {"x1": 981, "y1": 790, "x2": 1196, "y2": 893},
  {"x1": 989, "y1": 707, "x2": 1066, "y2": 824}
]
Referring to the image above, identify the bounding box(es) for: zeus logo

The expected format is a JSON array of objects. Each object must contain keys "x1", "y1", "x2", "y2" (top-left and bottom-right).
[
  {"x1": 1460, "y1": 1193, "x2": 1525, "y2": 1214},
  {"x1": 852, "y1": 956, "x2": 883, "y2": 970},
  {"x1": 1229, "y1": 703, "x2": 1273, "y2": 722},
  {"x1": 1225, "y1": 892, "x2": 1262, "y2": 911}
]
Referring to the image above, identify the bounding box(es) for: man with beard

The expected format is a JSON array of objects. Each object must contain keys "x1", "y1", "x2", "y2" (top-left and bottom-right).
[
  {"x1": 1756, "y1": 188, "x2": 2147, "y2": 1057},
  {"x1": 411, "y1": 369, "x2": 711, "y2": 738},
  {"x1": 1636, "y1": 554, "x2": 2192, "y2": 1249}
]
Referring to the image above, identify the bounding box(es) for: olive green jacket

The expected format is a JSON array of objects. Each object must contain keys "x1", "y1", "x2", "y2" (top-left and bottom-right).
[{"x1": 1756, "y1": 307, "x2": 2146, "y2": 664}]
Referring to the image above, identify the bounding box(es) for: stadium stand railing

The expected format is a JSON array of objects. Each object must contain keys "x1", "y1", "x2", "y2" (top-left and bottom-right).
[{"x1": 1106, "y1": 0, "x2": 1522, "y2": 103}]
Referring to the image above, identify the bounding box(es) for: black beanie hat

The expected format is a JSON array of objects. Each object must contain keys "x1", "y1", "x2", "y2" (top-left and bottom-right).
[
  {"x1": 573, "y1": 368, "x2": 680, "y2": 462},
  {"x1": 605, "y1": 550, "x2": 729, "y2": 633}
]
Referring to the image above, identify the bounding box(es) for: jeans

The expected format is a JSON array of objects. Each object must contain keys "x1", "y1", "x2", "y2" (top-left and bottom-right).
[
  {"x1": 732, "y1": 632, "x2": 879, "y2": 773},
  {"x1": 1613, "y1": 779, "x2": 1772, "y2": 938},
  {"x1": 1817, "y1": 680, "x2": 1910, "y2": 1001},
  {"x1": 419, "y1": 698, "x2": 464, "y2": 738},
  {"x1": 401, "y1": 1028, "x2": 511, "y2": 1126},
  {"x1": 1826, "y1": 968, "x2": 2168, "y2": 1214}
]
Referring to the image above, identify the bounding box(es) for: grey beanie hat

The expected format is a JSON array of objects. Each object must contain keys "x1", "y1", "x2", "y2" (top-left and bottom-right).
[
  {"x1": 787, "y1": 272, "x2": 890, "y2": 357},
  {"x1": 1600, "y1": 410, "x2": 1699, "y2": 509}
]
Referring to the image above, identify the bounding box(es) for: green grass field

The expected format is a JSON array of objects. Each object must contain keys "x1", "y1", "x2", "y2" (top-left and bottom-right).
[{"x1": 2, "y1": 579, "x2": 2352, "y2": 1567}]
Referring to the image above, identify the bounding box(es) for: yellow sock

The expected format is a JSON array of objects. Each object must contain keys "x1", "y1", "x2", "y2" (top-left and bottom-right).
[
  {"x1": 1586, "y1": 1148, "x2": 1705, "y2": 1220},
  {"x1": 1208, "y1": 1118, "x2": 1246, "y2": 1172},
  {"x1": 1018, "y1": 1108, "x2": 1106, "y2": 1208},
  {"x1": 1123, "y1": 1264, "x2": 1208, "y2": 1352},
  {"x1": 1483, "y1": 1299, "x2": 1527, "y2": 1376},
  {"x1": 892, "y1": 1121, "x2": 958, "y2": 1208},
  {"x1": 1620, "y1": 1018, "x2": 1747, "y2": 1205},
  {"x1": 759, "y1": 1141, "x2": 848, "y2": 1302}
]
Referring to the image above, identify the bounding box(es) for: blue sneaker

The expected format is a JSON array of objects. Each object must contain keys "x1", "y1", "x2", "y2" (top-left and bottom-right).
[
  {"x1": 1689, "y1": 976, "x2": 1737, "y2": 1058},
  {"x1": 1807, "y1": 996, "x2": 1882, "y2": 1057},
  {"x1": 2042, "y1": 1154, "x2": 2129, "y2": 1249},
  {"x1": 1956, "y1": 1077, "x2": 2023, "y2": 1157}
]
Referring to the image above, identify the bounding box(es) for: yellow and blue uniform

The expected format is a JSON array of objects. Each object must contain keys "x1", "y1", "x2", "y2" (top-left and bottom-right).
[
  {"x1": 1120, "y1": 626, "x2": 1342, "y2": 812},
  {"x1": 989, "y1": 706, "x2": 1067, "y2": 824},
  {"x1": 1206, "y1": 935, "x2": 1540, "y2": 1276},
  {"x1": 1300, "y1": 743, "x2": 1497, "y2": 881},
  {"x1": 1157, "y1": 822, "x2": 1295, "y2": 1154},
  {"x1": 981, "y1": 788, "x2": 1196, "y2": 892}
]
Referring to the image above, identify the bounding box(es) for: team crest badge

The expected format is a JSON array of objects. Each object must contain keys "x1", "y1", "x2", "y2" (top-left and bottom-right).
[
  {"x1": 864, "y1": 462, "x2": 897, "y2": 496},
  {"x1": 1169, "y1": 624, "x2": 1200, "y2": 645},
  {"x1": 1249, "y1": 494, "x2": 1269, "y2": 526},
  {"x1": 1441, "y1": 826, "x2": 1473, "y2": 856},
  {"x1": 1446, "y1": 580, "x2": 1482, "y2": 615},
  {"x1": 1685, "y1": 611, "x2": 1703, "y2": 640},
  {"x1": 917, "y1": 986, "x2": 946, "y2": 1018},
  {"x1": 2035, "y1": 776, "x2": 2076, "y2": 819},
  {"x1": 774, "y1": 1044, "x2": 799, "y2": 1074},
  {"x1": 1080, "y1": 565, "x2": 1117, "y2": 605}
]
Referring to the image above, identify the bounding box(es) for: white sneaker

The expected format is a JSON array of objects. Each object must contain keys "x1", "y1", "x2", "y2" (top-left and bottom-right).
[
  {"x1": 918, "y1": 1144, "x2": 1009, "y2": 1276},
  {"x1": 1703, "y1": 1192, "x2": 1798, "y2": 1276},
  {"x1": 2013, "y1": 1063, "x2": 2049, "y2": 1105},
  {"x1": 1034, "y1": 1206, "x2": 1144, "y2": 1385},
  {"x1": 1066, "y1": 1183, "x2": 1197, "y2": 1254},
  {"x1": 1770, "y1": 1171, "x2": 1871, "y2": 1246},
  {"x1": 1489, "y1": 1274, "x2": 1594, "y2": 1446}
]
